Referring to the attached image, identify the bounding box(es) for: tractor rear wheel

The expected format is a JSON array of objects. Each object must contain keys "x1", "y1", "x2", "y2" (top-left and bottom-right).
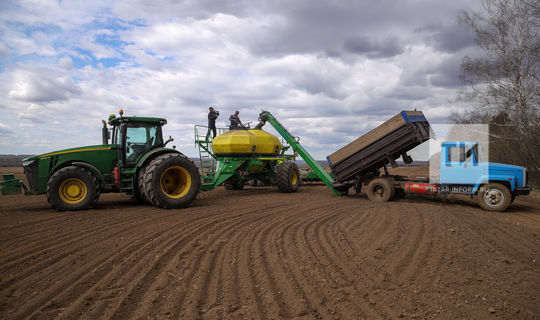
[
  {"x1": 142, "y1": 153, "x2": 201, "y2": 209},
  {"x1": 276, "y1": 162, "x2": 301, "y2": 193},
  {"x1": 46, "y1": 166, "x2": 100, "y2": 211},
  {"x1": 366, "y1": 178, "x2": 394, "y2": 202},
  {"x1": 135, "y1": 165, "x2": 149, "y2": 204}
]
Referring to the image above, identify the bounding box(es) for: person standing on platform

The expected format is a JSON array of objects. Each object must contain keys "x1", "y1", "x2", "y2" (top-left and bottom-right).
[{"x1": 206, "y1": 107, "x2": 219, "y2": 140}]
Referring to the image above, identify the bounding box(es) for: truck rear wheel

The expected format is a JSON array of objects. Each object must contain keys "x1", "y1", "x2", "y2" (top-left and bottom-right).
[
  {"x1": 276, "y1": 162, "x2": 300, "y2": 193},
  {"x1": 46, "y1": 166, "x2": 100, "y2": 211},
  {"x1": 366, "y1": 178, "x2": 394, "y2": 202},
  {"x1": 142, "y1": 153, "x2": 201, "y2": 209},
  {"x1": 478, "y1": 183, "x2": 511, "y2": 212}
]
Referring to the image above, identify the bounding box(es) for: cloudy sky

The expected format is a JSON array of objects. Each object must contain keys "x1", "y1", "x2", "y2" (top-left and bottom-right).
[{"x1": 0, "y1": 0, "x2": 483, "y2": 159}]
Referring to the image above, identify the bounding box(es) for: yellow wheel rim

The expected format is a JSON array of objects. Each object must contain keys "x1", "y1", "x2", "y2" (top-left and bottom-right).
[
  {"x1": 59, "y1": 178, "x2": 87, "y2": 204},
  {"x1": 160, "y1": 166, "x2": 191, "y2": 199},
  {"x1": 291, "y1": 170, "x2": 298, "y2": 185}
]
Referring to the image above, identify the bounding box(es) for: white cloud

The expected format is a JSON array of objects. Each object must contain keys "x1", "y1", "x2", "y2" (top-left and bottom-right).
[
  {"x1": 0, "y1": 123, "x2": 13, "y2": 136},
  {"x1": 7, "y1": 68, "x2": 81, "y2": 103},
  {"x1": 0, "y1": 42, "x2": 10, "y2": 57},
  {"x1": 0, "y1": 1, "x2": 481, "y2": 157},
  {"x1": 58, "y1": 57, "x2": 73, "y2": 69}
]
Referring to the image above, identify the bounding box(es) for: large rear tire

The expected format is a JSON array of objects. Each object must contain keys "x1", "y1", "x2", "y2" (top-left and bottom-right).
[
  {"x1": 142, "y1": 153, "x2": 201, "y2": 209},
  {"x1": 46, "y1": 166, "x2": 100, "y2": 211},
  {"x1": 276, "y1": 162, "x2": 300, "y2": 193},
  {"x1": 366, "y1": 178, "x2": 394, "y2": 202},
  {"x1": 135, "y1": 165, "x2": 149, "y2": 204},
  {"x1": 478, "y1": 183, "x2": 511, "y2": 212}
]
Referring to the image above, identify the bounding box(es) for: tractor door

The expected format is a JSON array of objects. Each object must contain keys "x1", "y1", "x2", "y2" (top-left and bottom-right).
[{"x1": 123, "y1": 123, "x2": 163, "y2": 165}]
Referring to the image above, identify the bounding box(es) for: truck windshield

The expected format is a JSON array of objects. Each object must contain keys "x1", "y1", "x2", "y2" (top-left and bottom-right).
[
  {"x1": 464, "y1": 144, "x2": 479, "y2": 162},
  {"x1": 472, "y1": 144, "x2": 478, "y2": 161}
]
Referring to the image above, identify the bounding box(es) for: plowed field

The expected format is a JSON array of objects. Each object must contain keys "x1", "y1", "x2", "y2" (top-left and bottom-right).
[{"x1": 1, "y1": 167, "x2": 539, "y2": 319}]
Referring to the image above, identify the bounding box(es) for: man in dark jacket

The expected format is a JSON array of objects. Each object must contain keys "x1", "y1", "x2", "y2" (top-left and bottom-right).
[
  {"x1": 206, "y1": 107, "x2": 219, "y2": 140},
  {"x1": 229, "y1": 110, "x2": 242, "y2": 129}
]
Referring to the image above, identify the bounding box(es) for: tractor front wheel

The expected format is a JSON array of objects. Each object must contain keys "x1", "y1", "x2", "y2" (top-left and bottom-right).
[
  {"x1": 46, "y1": 166, "x2": 100, "y2": 211},
  {"x1": 142, "y1": 153, "x2": 201, "y2": 209},
  {"x1": 276, "y1": 162, "x2": 301, "y2": 193}
]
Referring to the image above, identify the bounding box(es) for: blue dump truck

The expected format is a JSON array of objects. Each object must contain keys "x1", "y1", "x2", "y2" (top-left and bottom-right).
[{"x1": 326, "y1": 111, "x2": 531, "y2": 212}]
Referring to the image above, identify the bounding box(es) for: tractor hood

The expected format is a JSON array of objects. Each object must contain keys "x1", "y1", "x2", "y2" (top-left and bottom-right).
[
  {"x1": 21, "y1": 144, "x2": 118, "y2": 195},
  {"x1": 23, "y1": 144, "x2": 115, "y2": 162}
]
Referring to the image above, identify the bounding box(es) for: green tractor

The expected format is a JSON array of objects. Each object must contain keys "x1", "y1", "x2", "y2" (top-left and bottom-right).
[{"x1": 7, "y1": 110, "x2": 200, "y2": 211}]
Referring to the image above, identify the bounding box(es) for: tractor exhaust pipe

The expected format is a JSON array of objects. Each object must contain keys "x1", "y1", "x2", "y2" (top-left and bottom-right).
[{"x1": 102, "y1": 120, "x2": 108, "y2": 145}]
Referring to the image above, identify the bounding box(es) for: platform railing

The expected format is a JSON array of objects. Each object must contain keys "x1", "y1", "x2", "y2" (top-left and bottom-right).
[{"x1": 194, "y1": 125, "x2": 228, "y2": 183}]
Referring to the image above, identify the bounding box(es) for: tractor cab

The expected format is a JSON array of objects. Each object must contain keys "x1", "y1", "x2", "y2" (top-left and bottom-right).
[{"x1": 107, "y1": 111, "x2": 168, "y2": 166}]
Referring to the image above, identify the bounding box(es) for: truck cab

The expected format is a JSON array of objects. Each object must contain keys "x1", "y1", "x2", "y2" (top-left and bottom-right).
[
  {"x1": 440, "y1": 141, "x2": 482, "y2": 185},
  {"x1": 440, "y1": 141, "x2": 530, "y2": 210}
]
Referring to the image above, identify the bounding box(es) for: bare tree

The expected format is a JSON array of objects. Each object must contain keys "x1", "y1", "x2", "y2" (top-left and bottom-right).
[{"x1": 457, "y1": 0, "x2": 540, "y2": 183}]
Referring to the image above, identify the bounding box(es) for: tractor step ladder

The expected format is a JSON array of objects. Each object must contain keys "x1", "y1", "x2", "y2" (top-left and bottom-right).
[
  {"x1": 121, "y1": 177, "x2": 134, "y2": 195},
  {"x1": 194, "y1": 125, "x2": 227, "y2": 184}
]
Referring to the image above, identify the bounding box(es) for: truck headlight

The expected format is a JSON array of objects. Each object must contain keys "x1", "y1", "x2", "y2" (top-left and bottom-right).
[
  {"x1": 523, "y1": 168, "x2": 528, "y2": 186},
  {"x1": 22, "y1": 160, "x2": 35, "y2": 167}
]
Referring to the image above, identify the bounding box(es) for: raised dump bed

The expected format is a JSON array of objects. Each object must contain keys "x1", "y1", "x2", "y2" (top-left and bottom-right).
[{"x1": 328, "y1": 110, "x2": 430, "y2": 182}]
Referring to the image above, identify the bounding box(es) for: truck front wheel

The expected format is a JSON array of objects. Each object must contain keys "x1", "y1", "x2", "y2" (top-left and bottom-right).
[
  {"x1": 366, "y1": 178, "x2": 394, "y2": 202},
  {"x1": 478, "y1": 183, "x2": 511, "y2": 212}
]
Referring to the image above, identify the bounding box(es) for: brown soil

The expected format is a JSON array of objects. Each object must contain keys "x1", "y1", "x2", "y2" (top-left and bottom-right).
[{"x1": 1, "y1": 167, "x2": 539, "y2": 319}]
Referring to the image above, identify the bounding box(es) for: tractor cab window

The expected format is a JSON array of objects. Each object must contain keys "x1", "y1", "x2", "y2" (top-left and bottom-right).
[
  {"x1": 125, "y1": 124, "x2": 160, "y2": 164},
  {"x1": 112, "y1": 125, "x2": 121, "y2": 145}
]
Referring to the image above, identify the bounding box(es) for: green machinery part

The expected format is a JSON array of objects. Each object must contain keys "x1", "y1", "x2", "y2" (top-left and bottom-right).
[
  {"x1": 0, "y1": 174, "x2": 32, "y2": 195},
  {"x1": 194, "y1": 125, "x2": 220, "y2": 184},
  {"x1": 194, "y1": 111, "x2": 343, "y2": 195},
  {"x1": 194, "y1": 125, "x2": 295, "y2": 191},
  {"x1": 301, "y1": 168, "x2": 335, "y2": 183},
  {"x1": 257, "y1": 111, "x2": 344, "y2": 196}
]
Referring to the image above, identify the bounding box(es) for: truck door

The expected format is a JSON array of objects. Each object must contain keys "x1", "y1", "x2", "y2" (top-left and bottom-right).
[{"x1": 441, "y1": 143, "x2": 481, "y2": 184}]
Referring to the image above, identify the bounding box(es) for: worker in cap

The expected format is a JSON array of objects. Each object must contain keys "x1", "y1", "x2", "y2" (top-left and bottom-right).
[
  {"x1": 206, "y1": 107, "x2": 219, "y2": 140},
  {"x1": 229, "y1": 110, "x2": 242, "y2": 130}
]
